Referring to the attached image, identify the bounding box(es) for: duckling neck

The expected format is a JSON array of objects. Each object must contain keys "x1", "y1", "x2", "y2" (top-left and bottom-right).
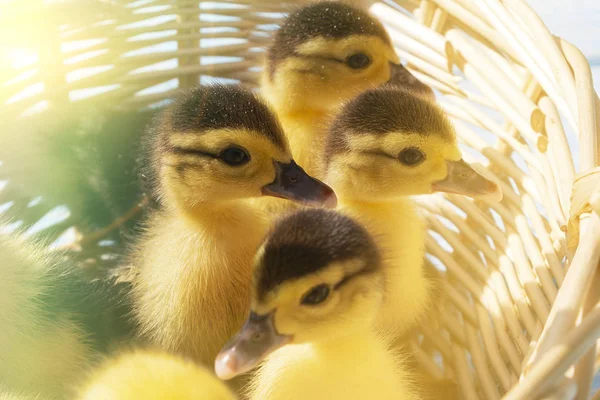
[
  {"x1": 277, "y1": 109, "x2": 334, "y2": 178},
  {"x1": 262, "y1": 86, "x2": 334, "y2": 177},
  {"x1": 337, "y1": 196, "x2": 418, "y2": 220},
  {"x1": 337, "y1": 195, "x2": 425, "y2": 255},
  {"x1": 336, "y1": 196, "x2": 430, "y2": 334},
  {"x1": 261, "y1": 73, "x2": 334, "y2": 118},
  {"x1": 336, "y1": 196, "x2": 424, "y2": 246},
  {"x1": 174, "y1": 199, "x2": 266, "y2": 236},
  {"x1": 133, "y1": 200, "x2": 268, "y2": 364},
  {"x1": 254, "y1": 327, "x2": 411, "y2": 400},
  {"x1": 311, "y1": 325, "x2": 372, "y2": 352}
]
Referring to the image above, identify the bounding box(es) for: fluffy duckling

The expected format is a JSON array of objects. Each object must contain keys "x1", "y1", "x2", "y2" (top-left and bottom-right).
[
  {"x1": 130, "y1": 84, "x2": 336, "y2": 369},
  {"x1": 215, "y1": 209, "x2": 417, "y2": 400},
  {"x1": 322, "y1": 87, "x2": 502, "y2": 336},
  {"x1": 261, "y1": 1, "x2": 433, "y2": 177},
  {"x1": 77, "y1": 350, "x2": 235, "y2": 400},
  {"x1": 0, "y1": 229, "x2": 132, "y2": 399}
]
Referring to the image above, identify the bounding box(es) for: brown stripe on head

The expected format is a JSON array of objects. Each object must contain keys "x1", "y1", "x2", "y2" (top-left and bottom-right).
[
  {"x1": 324, "y1": 87, "x2": 455, "y2": 165},
  {"x1": 267, "y1": 2, "x2": 392, "y2": 79},
  {"x1": 165, "y1": 84, "x2": 286, "y2": 150},
  {"x1": 255, "y1": 209, "x2": 380, "y2": 301}
]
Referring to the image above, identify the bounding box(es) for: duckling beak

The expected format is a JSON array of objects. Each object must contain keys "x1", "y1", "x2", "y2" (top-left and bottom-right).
[
  {"x1": 432, "y1": 159, "x2": 503, "y2": 202},
  {"x1": 262, "y1": 160, "x2": 337, "y2": 208},
  {"x1": 215, "y1": 311, "x2": 291, "y2": 380},
  {"x1": 387, "y1": 62, "x2": 435, "y2": 100}
]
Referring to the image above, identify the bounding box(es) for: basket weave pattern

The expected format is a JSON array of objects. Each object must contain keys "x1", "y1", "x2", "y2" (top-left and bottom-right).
[{"x1": 2, "y1": 0, "x2": 600, "y2": 399}]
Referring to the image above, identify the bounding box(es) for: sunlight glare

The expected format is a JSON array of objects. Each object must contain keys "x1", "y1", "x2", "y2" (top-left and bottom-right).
[{"x1": 5, "y1": 48, "x2": 38, "y2": 69}]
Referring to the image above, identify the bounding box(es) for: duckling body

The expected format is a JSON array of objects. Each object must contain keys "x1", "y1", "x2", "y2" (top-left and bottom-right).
[
  {"x1": 262, "y1": 110, "x2": 331, "y2": 178},
  {"x1": 323, "y1": 88, "x2": 501, "y2": 336},
  {"x1": 338, "y1": 199, "x2": 430, "y2": 333},
  {"x1": 131, "y1": 84, "x2": 335, "y2": 367},
  {"x1": 216, "y1": 209, "x2": 418, "y2": 400},
  {"x1": 77, "y1": 350, "x2": 235, "y2": 400},
  {"x1": 250, "y1": 332, "x2": 413, "y2": 400},
  {"x1": 0, "y1": 229, "x2": 131, "y2": 399},
  {"x1": 132, "y1": 205, "x2": 267, "y2": 364}
]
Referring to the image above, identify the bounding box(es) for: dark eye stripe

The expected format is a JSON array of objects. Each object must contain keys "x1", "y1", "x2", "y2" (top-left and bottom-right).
[
  {"x1": 291, "y1": 68, "x2": 325, "y2": 77},
  {"x1": 333, "y1": 275, "x2": 354, "y2": 290},
  {"x1": 313, "y1": 55, "x2": 345, "y2": 64},
  {"x1": 293, "y1": 52, "x2": 345, "y2": 64},
  {"x1": 169, "y1": 146, "x2": 218, "y2": 159},
  {"x1": 361, "y1": 150, "x2": 396, "y2": 160},
  {"x1": 333, "y1": 266, "x2": 374, "y2": 290}
]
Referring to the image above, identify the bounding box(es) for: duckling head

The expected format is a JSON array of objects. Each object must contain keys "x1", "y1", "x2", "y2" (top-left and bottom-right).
[
  {"x1": 323, "y1": 87, "x2": 502, "y2": 202},
  {"x1": 263, "y1": 2, "x2": 433, "y2": 115},
  {"x1": 215, "y1": 209, "x2": 383, "y2": 380},
  {"x1": 148, "y1": 84, "x2": 336, "y2": 214}
]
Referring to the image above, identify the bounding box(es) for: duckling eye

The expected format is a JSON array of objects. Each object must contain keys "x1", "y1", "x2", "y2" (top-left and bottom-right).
[
  {"x1": 346, "y1": 53, "x2": 371, "y2": 69},
  {"x1": 398, "y1": 147, "x2": 425, "y2": 166},
  {"x1": 301, "y1": 284, "x2": 330, "y2": 306},
  {"x1": 220, "y1": 146, "x2": 250, "y2": 166}
]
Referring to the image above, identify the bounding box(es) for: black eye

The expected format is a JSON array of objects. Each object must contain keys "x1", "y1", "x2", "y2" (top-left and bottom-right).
[
  {"x1": 346, "y1": 53, "x2": 371, "y2": 69},
  {"x1": 220, "y1": 146, "x2": 250, "y2": 166},
  {"x1": 301, "y1": 284, "x2": 330, "y2": 306},
  {"x1": 398, "y1": 147, "x2": 425, "y2": 166}
]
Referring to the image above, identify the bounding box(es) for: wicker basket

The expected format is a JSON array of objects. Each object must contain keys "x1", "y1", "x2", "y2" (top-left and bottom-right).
[{"x1": 1, "y1": 0, "x2": 599, "y2": 399}]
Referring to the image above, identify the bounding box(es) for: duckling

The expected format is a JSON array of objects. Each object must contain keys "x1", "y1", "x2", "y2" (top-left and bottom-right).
[
  {"x1": 322, "y1": 87, "x2": 502, "y2": 336},
  {"x1": 0, "y1": 228, "x2": 132, "y2": 399},
  {"x1": 215, "y1": 209, "x2": 417, "y2": 400},
  {"x1": 130, "y1": 84, "x2": 336, "y2": 370},
  {"x1": 77, "y1": 350, "x2": 235, "y2": 400},
  {"x1": 261, "y1": 1, "x2": 433, "y2": 177}
]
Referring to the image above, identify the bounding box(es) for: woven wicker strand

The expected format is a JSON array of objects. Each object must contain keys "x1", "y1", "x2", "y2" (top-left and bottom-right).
[{"x1": 1, "y1": 0, "x2": 599, "y2": 398}]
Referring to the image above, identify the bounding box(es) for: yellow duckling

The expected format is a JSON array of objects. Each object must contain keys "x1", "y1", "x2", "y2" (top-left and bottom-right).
[
  {"x1": 77, "y1": 350, "x2": 235, "y2": 400},
  {"x1": 130, "y1": 84, "x2": 336, "y2": 369},
  {"x1": 322, "y1": 87, "x2": 502, "y2": 336},
  {"x1": 215, "y1": 209, "x2": 417, "y2": 400},
  {"x1": 0, "y1": 229, "x2": 131, "y2": 399},
  {"x1": 261, "y1": 1, "x2": 433, "y2": 177}
]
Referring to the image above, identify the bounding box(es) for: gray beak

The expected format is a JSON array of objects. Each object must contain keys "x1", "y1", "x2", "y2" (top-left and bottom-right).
[
  {"x1": 261, "y1": 160, "x2": 337, "y2": 208},
  {"x1": 387, "y1": 62, "x2": 435, "y2": 100},
  {"x1": 215, "y1": 311, "x2": 291, "y2": 380},
  {"x1": 432, "y1": 159, "x2": 503, "y2": 202}
]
